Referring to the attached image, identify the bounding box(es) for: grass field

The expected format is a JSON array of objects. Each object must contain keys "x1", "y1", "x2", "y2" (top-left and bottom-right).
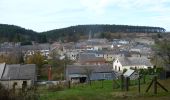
[{"x1": 38, "y1": 78, "x2": 170, "y2": 100}]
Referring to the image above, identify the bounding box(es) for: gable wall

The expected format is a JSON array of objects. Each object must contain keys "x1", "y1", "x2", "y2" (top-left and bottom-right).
[
  {"x1": 113, "y1": 59, "x2": 123, "y2": 71},
  {"x1": 0, "y1": 80, "x2": 31, "y2": 89}
]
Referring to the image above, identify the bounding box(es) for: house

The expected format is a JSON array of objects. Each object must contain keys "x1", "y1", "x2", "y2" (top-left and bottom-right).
[
  {"x1": 123, "y1": 69, "x2": 139, "y2": 80},
  {"x1": 113, "y1": 57, "x2": 153, "y2": 72},
  {"x1": 103, "y1": 51, "x2": 127, "y2": 61},
  {"x1": 21, "y1": 43, "x2": 51, "y2": 59},
  {"x1": 50, "y1": 42, "x2": 62, "y2": 51},
  {"x1": 66, "y1": 50, "x2": 79, "y2": 61},
  {"x1": 62, "y1": 42, "x2": 76, "y2": 52},
  {"x1": 134, "y1": 38, "x2": 155, "y2": 45},
  {"x1": 0, "y1": 42, "x2": 21, "y2": 48},
  {"x1": 0, "y1": 63, "x2": 37, "y2": 89},
  {"x1": 130, "y1": 44, "x2": 151, "y2": 55},
  {"x1": 66, "y1": 64, "x2": 116, "y2": 83},
  {"x1": 85, "y1": 39, "x2": 110, "y2": 51},
  {"x1": 87, "y1": 39, "x2": 108, "y2": 44},
  {"x1": 112, "y1": 39, "x2": 130, "y2": 45},
  {"x1": 78, "y1": 53, "x2": 106, "y2": 65},
  {"x1": 130, "y1": 51, "x2": 141, "y2": 57}
]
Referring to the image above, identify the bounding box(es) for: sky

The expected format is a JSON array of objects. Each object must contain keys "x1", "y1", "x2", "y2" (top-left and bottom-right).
[{"x1": 0, "y1": 0, "x2": 170, "y2": 32}]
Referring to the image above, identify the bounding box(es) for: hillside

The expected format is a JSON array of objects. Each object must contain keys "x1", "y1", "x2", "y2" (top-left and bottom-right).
[
  {"x1": 42, "y1": 24, "x2": 166, "y2": 42},
  {"x1": 0, "y1": 24, "x2": 47, "y2": 43},
  {"x1": 0, "y1": 24, "x2": 166, "y2": 43}
]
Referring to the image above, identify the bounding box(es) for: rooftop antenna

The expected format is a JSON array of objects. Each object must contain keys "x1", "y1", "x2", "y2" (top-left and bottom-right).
[{"x1": 88, "y1": 30, "x2": 92, "y2": 40}]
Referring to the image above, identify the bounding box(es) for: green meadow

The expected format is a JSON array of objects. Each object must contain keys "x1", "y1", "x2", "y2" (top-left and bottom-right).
[{"x1": 39, "y1": 78, "x2": 170, "y2": 100}]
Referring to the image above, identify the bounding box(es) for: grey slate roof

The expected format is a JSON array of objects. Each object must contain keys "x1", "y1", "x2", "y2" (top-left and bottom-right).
[
  {"x1": 0, "y1": 63, "x2": 5, "y2": 78},
  {"x1": 19, "y1": 64, "x2": 36, "y2": 80},
  {"x1": 78, "y1": 53, "x2": 105, "y2": 64},
  {"x1": 21, "y1": 43, "x2": 50, "y2": 51},
  {"x1": 0, "y1": 47, "x2": 21, "y2": 53},
  {"x1": 66, "y1": 64, "x2": 113, "y2": 74},
  {"x1": 118, "y1": 57, "x2": 153, "y2": 67},
  {"x1": 1, "y1": 64, "x2": 36, "y2": 82},
  {"x1": 2, "y1": 64, "x2": 20, "y2": 79},
  {"x1": 66, "y1": 64, "x2": 117, "y2": 80}
]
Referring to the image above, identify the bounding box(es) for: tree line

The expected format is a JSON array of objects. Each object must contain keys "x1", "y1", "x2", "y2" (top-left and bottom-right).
[
  {"x1": 0, "y1": 24, "x2": 166, "y2": 43},
  {"x1": 42, "y1": 24, "x2": 166, "y2": 42},
  {"x1": 0, "y1": 24, "x2": 47, "y2": 43}
]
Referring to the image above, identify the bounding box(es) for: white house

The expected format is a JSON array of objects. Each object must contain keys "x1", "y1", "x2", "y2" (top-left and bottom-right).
[
  {"x1": 66, "y1": 50, "x2": 79, "y2": 61},
  {"x1": 0, "y1": 63, "x2": 36, "y2": 89},
  {"x1": 113, "y1": 57, "x2": 153, "y2": 72}
]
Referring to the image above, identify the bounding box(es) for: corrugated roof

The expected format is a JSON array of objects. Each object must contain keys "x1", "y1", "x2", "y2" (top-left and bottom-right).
[{"x1": 123, "y1": 69, "x2": 135, "y2": 77}]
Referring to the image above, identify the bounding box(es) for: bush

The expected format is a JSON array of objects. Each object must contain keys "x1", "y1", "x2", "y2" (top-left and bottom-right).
[
  {"x1": 123, "y1": 68, "x2": 127, "y2": 73},
  {"x1": 0, "y1": 84, "x2": 10, "y2": 100},
  {"x1": 47, "y1": 84, "x2": 65, "y2": 92},
  {"x1": 0, "y1": 84, "x2": 39, "y2": 100}
]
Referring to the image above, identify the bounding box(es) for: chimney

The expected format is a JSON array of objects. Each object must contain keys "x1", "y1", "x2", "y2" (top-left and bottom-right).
[{"x1": 48, "y1": 65, "x2": 52, "y2": 81}]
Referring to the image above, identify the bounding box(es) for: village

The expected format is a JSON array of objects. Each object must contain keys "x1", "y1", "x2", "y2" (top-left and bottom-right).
[
  {"x1": 0, "y1": 31, "x2": 170, "y2": 100},
  {"x1": 1, "y1": 0, "x2": 170, "y2": 99},
  {"x1": 0, "y1": 32, "x2": 165, "y2": 87}
]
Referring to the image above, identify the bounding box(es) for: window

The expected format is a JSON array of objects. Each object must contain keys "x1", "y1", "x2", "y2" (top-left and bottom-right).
[
  {"x1": 119, "y1": 67, "x2": 120, "y2": 71},
  {"x1": 13, "y1": 82, "x2": 17, "y2": 85},
  {"x1": 115, "y1": 65, "x2": 117, "y2": 70},
  {"x1": 22, "y1": 81, "x2": 27, "y2": 89},
  {"x1": 13, "y1": 82, "x2": 17, "y2": 90}
]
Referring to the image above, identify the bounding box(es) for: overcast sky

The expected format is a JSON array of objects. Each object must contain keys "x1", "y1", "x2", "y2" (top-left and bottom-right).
[{"x1": 0, "y1": 0, "x2": 170, "y2": 32}]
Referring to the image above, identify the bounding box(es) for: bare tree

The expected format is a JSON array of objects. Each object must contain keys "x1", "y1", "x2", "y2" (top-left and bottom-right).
[
  {"x1": 155, "y1": 39, "x2": 170, "y2": 71},
  {"x1": 83, "y1": 66, "x2": 94, "y2": 85}
]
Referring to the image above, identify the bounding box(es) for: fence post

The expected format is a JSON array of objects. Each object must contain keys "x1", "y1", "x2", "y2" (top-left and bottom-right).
[
  {"x1": 125, "y1": 77, "x2": 129, "y2": 91},
  {"x1": 138, "y1": 77, "x2": 141, "y2": 93},
  {"x1": 112, "y1": 79, "x2": 114, "y2": 89},
  {"x1": 68, "y1": 80, "x2": 71, "y2": 89},
  {"x1": 120, "y1": 74, "x2": 124, "y2": 91},
  {"x1": 153, "y1": 76, "x2": 157, "y2": 94},
  {"x1": 143, "y1": 75, "x2": 146, "y2": 84},
  {"x1": 101, "y1": 79, "x2": 104, "y2": 88}
]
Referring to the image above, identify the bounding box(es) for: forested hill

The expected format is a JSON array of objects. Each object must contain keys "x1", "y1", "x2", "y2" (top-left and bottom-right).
[
  {"x1": 42, "y1": 24, "x2": 166, "y2": 42},
  {"x1": 0, "y1": 24, "x2": 47, "y2": 43},
  {"x1": 0, "y1": 24, "x2": 166, "y2": 43}
]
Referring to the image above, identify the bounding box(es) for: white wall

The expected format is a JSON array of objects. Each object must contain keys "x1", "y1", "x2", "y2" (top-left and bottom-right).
[
  {"x1": 113, "y1": 59, "x2": 123, "y2": 71},
  {"x1": 0, "y1": 80, "x2": 32, "y2": 89},
  {"x1": 113, "y1": 59, "x2": 153, "y2": 72}
]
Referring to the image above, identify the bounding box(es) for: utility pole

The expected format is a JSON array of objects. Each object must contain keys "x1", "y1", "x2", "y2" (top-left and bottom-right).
[
  {"x1": 59, "y1": 55, "x2": 66, "y2": 80},
  {"x1": 62, "y1": 55, "x2": 66, "y2": 80},
  {"x1": 64, "y1": 58, "x2": 66, "y2": 80},
  {"x1": 48, "y1": 65, "x2": 52, "y2": 81}
]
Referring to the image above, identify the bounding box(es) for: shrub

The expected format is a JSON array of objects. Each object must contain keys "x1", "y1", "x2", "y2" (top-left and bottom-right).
[
  {"x1": 0, "y1": 84, "x2": 39, "y2": 100},
  {"x1": 47, "y1": 84, "x2": 65, "y2": 92},
  {"x1": 123, "y1": 68, "x2": 127, "y2": 73},
  {"x1": 0, "y1": 84, "x2": 10, "y2": 100}
]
